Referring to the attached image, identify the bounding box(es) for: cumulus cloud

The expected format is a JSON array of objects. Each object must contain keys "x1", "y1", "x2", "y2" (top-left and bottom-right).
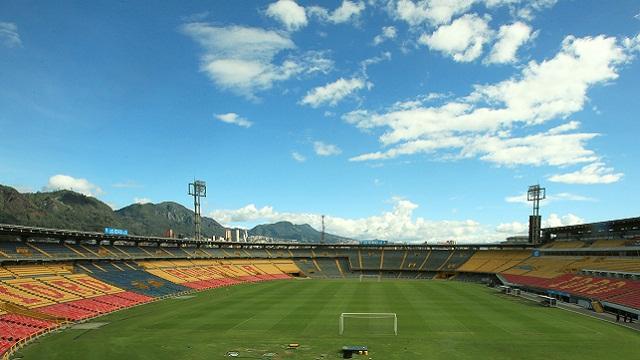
[
  {"x1": 496, "y1": 213, "x2": 584, "y2": 234},
  {"x1": 545, "y1": 213, "x2": 584, "y2": 227},
  {"x1": 44, "y1": 175, "x2": 103, "y2": 197},
  {"x1": 214, "y1": 113, "x2": 253, "y2": 128},
  {"x1": 313, "y1": 141, "x2": 342, "y2": 156},
  {"x1": 134, "y1": 197, "x2": 152, "y2": 204},
  {"x1": 211, "y1": 197, "x2": 507, "y2": 243},
  {"x1": 495, "y1": 221, "x2": 528, "y2": 234},
  {"x1": 486, "y1": 21, "x2": 535, "y2": 64},
  {"x1": 419, "y1": 14, "x2": 493, "y2": 62},
  {"x1": 0, "y1": 22, "x2": 21, "y2": 48},
  {"x1": 181, "y1": 23, "x2": 332, "y2": 98},
  {"x1": 301, "y1": 77, "x2": 370, "y2": 107},
  {"x1": 373, "y1": 26, "x2": 397, "y2": 45},
  {"x1": 549, "y1": 162, "x2": 624, "y2": 184},
  {"x1": 389, "y1": 0, "x2": 556, "y2": 27},
  {"x1": 266, "y1": 0, "x2": 308, "y2": 31},
  {"x1": 291, "y1": 151, "x2": 306, "y2": 162},
  {"x1": 345, "y1": 35, "x2": 635, "y2": 169},
  {"x1": 308, "y1": 1, "x2": 366, "y2": 24}
]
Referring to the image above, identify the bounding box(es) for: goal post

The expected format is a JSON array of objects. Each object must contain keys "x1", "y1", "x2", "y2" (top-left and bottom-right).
[
  {"x1": 339, "y1": 313, "x2": 397, "y2": 335},
  {"x1": 359, "y1": 274, "x2": 381, "y2": 282}
]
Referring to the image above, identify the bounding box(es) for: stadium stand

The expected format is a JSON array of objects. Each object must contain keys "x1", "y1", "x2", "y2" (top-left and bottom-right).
[
  {"x1": 361, "y1": 250, "x2": 382, "y2": 269},
  {"x1": 543, "y1": 241, "x2": 587, "y2": 249},
  {"x1": 293, "y1": 259, "x2": 321, "y2": 277},
  {"x1": 403, "y1": 251, "x2": 428, "y2": 270},
  {"x1": 28, "y1": 243, "x2": 77, "y2": 259},
  {"x1": 79, "y1": 261, "x2": 189, "y2": 297},
  {"x1": 440, "y1": 250, "x2": 475, "y2": 271},
  {"x1": 289, "y1": 248, "x2": 314, "y2": 258},
  {"x1": 381, "y1": 250, "x2": 406, "y2": 270},
  {"x1": 420, "y1": 251, "x2": 451, "y2": 270},
  {"x1": 590, "y1": 240, "x2": 628, "y2": 248},
  {"x1": 502, "y1": 256, "x2": 640, "y2": 278},
  {"x1": 313, "y1": 258, "x2": 344, "y2": 278},
  {"x1": 502, "y1": 273, "x2": 640, "y2": 309},
  {"x1": 458, "y1": 251, "x2": 531, "y2": 273},
  {"x1": 0, "y1": 255, "x2": 299, "y2": 356}
]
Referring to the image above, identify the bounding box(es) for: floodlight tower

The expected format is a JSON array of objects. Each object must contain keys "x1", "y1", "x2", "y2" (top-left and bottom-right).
[
  {"x1": 188, "y1": 180, "x2": 207, "y2": 241},
  {"x1": 527, "y1": 184, "x2": 546, "y2": 245},
  {"x1": 320, "y1": 215, "x2": 326, "y2": 244}
]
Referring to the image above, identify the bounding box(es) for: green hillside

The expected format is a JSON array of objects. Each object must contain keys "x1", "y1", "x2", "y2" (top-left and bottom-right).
[
  {"x1": 249, "y1": 221, "x2": 356, "y2": 243},
  {"x1": 0, "y1": 185, "x2": 225, "y2": 238}
]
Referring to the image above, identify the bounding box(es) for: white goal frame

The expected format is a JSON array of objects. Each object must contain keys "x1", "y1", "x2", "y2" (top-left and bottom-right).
[
  {"x1": 339, "y1": 312, "x2": 397, "y2": 335},
  {"x1": 359, "y1": 274, "x2": 381, "y2": 282}
]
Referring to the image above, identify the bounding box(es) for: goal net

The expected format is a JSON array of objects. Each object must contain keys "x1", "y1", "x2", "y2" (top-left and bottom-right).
[
  {"x1": 359, "y1": 274, "x2": 381, "y2": 282},
  {"x1": 339, "y1": 313, "x2": 397, "y2": 335}
]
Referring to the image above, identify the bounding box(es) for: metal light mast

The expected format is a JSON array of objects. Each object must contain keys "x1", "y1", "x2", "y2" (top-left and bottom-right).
[
  {"x1": 321, "y1": 215, "x2": 325, "y2": 244},
  {"x1": 188, "y1": 180, "x2": 207, "y2": 241},
  {"x1": 527, "y1": 184, "x2": 546, "y2": 245}
]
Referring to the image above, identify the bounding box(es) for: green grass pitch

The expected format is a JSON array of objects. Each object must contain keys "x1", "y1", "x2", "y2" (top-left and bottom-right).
[{"x1": 18, "y1": 280, "x2": 639, "y2": 359}]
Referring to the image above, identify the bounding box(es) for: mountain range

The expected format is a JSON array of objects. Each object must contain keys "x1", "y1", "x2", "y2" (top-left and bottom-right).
[
  {"x1": 0, "y1": 184, "x2": 355, "y2": 243},
  {"x1": 249, "y1": 221, "x2": 356, "y2": 243}
]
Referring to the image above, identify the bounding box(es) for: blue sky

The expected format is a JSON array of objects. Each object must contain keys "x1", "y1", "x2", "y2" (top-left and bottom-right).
[{"x1": 1, "y1": 0, "x2": 639, "y2": 243}]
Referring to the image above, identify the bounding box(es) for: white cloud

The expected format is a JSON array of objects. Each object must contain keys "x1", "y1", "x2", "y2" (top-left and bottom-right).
[
  {"x1": 507, "y1": 0, "x2": 558, "y2": 21},
  {"x1": 0, "y1": 22, "x2": 21, "y2": 48},
  {"x1": 419, "y1": 14, "x2": 493, "y2": 62},
  {"x1": 495, "y1": 221, "x2": 528, "y2": 234},
  {"x1": 181, "y1": 23, "x2": 332, "y2": 98},
  {"x1": 464, "y1": 130, "x2": 599, "y2": 166},
  {"x1": 348, "y1": 122, "x2": 599, "y2": 167},
  {"x1": 266, "y1": 0, "x2": 308, "y2": 31},
  {"x1": 313, "y1": 141, "x2": 342, "y2": 156},
  {"x1": 214, "y1": 113, "x2": 253, "y2": 128},
  {"x1": 544, "y1": 213, "x2": 584, "y2": 228},
  {"x1": 13, "y1": 185, "x2": 33, "y2": 193},
  {"x1": 505, "y1": 192, "x2": 595, "y2": 205},
  {"x1": 345, "y1": 35, "x2": 635, "y2": 167},
  {"x1": 308, "y1": 1, "x2": 366, "y2": 24},
  {"x1": 486, "y1": 21, "x2": 535, "y2": 64},
  {"x1": 389, "y1": 0, "x2": 555, "y2": 27},
  {"x1": 549, "y1": 162, "x2": 624, "y2": 184},
  {"x1": 44, "y1": 175, "x2": 103, "y2": 197},
  {"x1": 301, "y1": 77, "x2": 370, "y2": 107},
  {"x1": 391, "y1": 0, "x2": 474, "y2": 26},
  {"x1": 360, "y1": 51, "x2": 392, "y2": 73},
  {"x1": 291, "y1": 151, "x2": 306, "y2": 162},
  {"x1": 373, "y1": 26, "x2": 397, "y2": 45},
  {"x1": 211, "y1": 197, "x2": 507, "y2": 243},
  {"x1": 134, "y1": 197, "x2": 152, "y2": 204},
  {"x1": 496, "y1": 213, "x2": 584, "y2": 234}
]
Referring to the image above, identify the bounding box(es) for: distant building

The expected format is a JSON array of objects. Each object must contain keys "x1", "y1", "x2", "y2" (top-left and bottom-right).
[
  {"x1": 247, "y1": 235, "x2": 298, "y2": 243},
  {"x1": 163, "y1": 229, "x2": 175, "y2": 238},
  {"x1": 225, "y1": 228, "x2": 248, "y2": 242}
]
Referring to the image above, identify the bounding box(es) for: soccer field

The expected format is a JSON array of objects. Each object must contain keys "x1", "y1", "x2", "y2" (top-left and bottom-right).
[{"x1": 18, "y1": 279, "x2": 639, "y2": 359}]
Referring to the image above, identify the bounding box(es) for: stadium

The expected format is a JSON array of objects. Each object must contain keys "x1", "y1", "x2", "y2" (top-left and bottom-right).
[
  {"x1": 2, "y1": 1, "x2": 640, "y2": 359},
  {"x1": 0, "y1": 214, "x2": 638, "y2": 359}
]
